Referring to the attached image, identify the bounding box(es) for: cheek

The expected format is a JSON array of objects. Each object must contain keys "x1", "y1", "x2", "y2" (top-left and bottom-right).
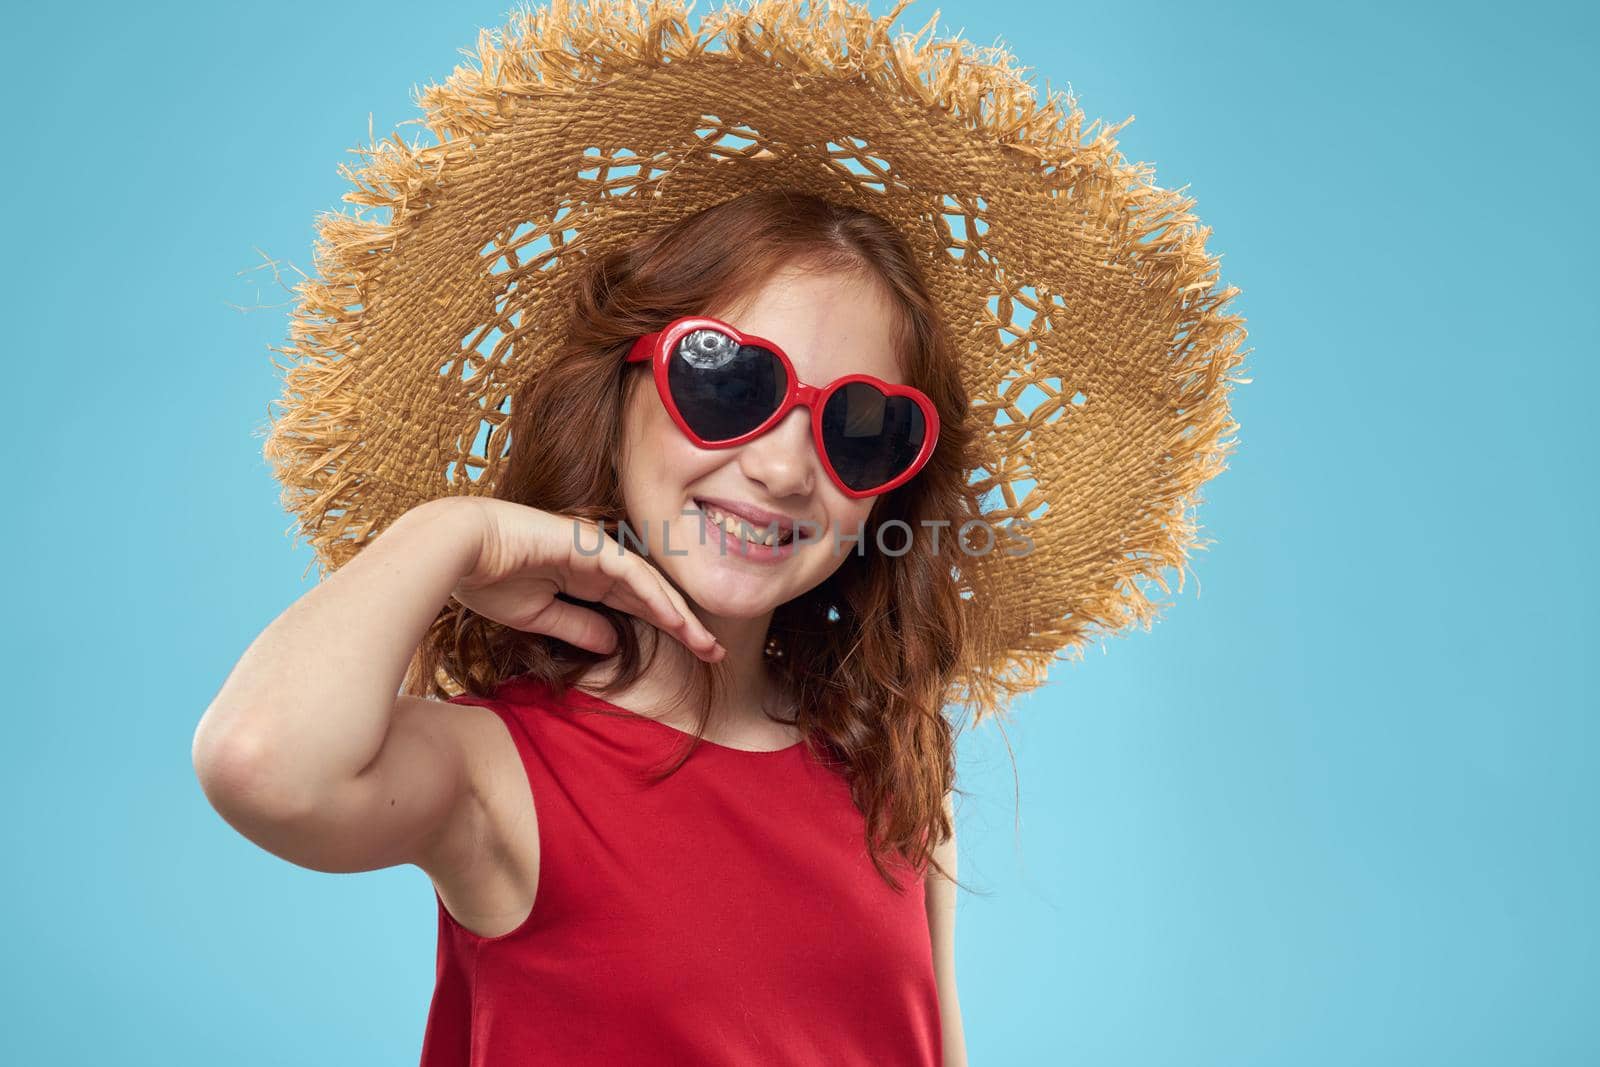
[
  {"x1": 620, "y1": 389, "x2": 723, "y2": 502},
  {"x1": 842, "y1": 497, "x2": 876, "y2": 530},
  {"x1": 619, "y1": 388, "x2": 672, "y2": 509},
  {"x1": 809, "y1": 496, "x2": 877, "y2": 564}
]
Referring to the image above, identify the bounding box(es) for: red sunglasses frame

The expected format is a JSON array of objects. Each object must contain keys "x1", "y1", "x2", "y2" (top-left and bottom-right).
[{"x1": 625, "y1": 315, "x2": 941, "y2": 499}]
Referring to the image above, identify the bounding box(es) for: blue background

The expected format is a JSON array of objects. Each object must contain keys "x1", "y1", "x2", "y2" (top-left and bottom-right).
[{"x1": 4, "y1": 0, "x2": 1593, "y2": 1062}]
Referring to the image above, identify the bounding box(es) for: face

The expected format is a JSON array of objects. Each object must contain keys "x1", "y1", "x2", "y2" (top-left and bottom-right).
[{"x1": 618, "y1": 262, "x2": 906, "y2": 621}]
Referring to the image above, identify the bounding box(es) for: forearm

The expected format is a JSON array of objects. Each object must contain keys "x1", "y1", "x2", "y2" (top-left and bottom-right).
[
  {"x1": 939, "y1": 977, "x2": 968, "y2": 1066},
  {"x1": 193, "y1": 497, "x2": 483, "y2": 809}
]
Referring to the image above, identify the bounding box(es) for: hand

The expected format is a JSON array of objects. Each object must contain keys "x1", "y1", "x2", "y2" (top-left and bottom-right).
[{"x1": 443, "y1": 498, "x2": 724, "y2": 662}]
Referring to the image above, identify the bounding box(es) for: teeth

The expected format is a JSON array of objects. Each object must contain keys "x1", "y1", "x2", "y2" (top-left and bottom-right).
[{"x1": 699, "y1": 503, "x2": 787, "y2": 547}]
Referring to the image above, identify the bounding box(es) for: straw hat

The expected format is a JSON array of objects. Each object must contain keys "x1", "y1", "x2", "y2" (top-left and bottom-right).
[{"x1": 261, "y1": 0, "x2": 1250, "y2": 721}]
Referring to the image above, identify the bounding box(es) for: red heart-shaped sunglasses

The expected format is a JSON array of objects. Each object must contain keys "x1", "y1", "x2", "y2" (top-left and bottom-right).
[{"x1": 625, "y1": 316, "x2": 940, "y2": 499}]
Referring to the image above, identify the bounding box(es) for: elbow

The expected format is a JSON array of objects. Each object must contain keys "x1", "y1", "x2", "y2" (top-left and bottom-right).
[{"x1": 192, "y1": 712, "x2": 318, "y2": 825}]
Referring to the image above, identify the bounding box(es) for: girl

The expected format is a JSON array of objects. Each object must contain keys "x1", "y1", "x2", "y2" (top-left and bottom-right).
[
  {"x1": 194, "y1": 190, "x2": 975, "y2": 1065},
  {"x1": 192, "y1": 1, "x2": 1246, "y2": 1061}
]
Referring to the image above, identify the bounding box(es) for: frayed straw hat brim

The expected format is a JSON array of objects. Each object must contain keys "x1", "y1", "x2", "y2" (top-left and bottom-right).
[{"x1": 262, "y1": 0, "x2": 1251, "y2": 721}]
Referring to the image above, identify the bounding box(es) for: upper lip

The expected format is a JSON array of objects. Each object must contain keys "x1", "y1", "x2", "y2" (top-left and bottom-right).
[{"x1": 694, "y1": 496, "x2": 799, "y2": 537}]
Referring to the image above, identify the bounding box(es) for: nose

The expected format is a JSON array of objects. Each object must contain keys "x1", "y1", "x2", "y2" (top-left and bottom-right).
[{"x1": 737, "y1": 406, "x2": 817, "y2": 499}]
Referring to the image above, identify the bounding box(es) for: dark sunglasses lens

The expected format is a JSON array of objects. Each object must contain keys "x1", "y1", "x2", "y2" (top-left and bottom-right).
[
  {"x1": 666, "y1": 328, "x2": 787, "y2": 442},
  {"x1": 820, "y1": 383, "x2": 927, "y2": 493}
]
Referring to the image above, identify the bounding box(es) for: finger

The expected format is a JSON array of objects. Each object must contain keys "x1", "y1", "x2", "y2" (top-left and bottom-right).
[
  {"x1": 607, "y1": 553, "x2": 722, "y2": 661},
  {"x1": 626, "y1": 553, "x2": 708, "y2": 637},
  {"x1": 519, "y1": 597, "x2": 617, "y2": 654},
  {"x1": 625, "y1": 554, "x2": 722, "y2": 657},
  {"x1": 574, "y1": 524, "x2": 721, "y2": 659},
  {"x1": 611, "y1": 559, "x2": 707, "y2": 650}
]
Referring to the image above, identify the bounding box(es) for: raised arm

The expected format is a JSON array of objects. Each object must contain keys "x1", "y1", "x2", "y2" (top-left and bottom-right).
[
  {"x1": 191, "y1": 496, "x2": 720, "y2": 880},
  {"x1": 190, "y1": 497, "x2": 490, "y2": 874}
]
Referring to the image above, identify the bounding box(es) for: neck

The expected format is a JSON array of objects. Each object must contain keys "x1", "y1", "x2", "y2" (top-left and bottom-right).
[{"x1": 575, "y1": 609, "x2": 792, "y2": 738}]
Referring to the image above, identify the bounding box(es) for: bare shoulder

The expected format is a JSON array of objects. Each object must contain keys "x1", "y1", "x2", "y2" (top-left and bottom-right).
[{"x1": 410, "y1": 695, "x2": 543, "y2": 940}]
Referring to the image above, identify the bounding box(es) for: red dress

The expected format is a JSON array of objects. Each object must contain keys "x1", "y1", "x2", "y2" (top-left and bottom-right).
[{"x1": 418, "y1": 674, "x2": 943, "y2": 1066}]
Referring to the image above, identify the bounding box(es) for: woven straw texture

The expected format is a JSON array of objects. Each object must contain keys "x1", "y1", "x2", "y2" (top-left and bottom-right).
[{"x1": 262, "y1": 0, "x2": 1250, "y2": 719}]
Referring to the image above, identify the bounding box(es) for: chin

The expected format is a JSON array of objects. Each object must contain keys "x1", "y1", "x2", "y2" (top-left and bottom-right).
[{"x1": 681, "y1": 576, "x2": 780, "y2": 621}]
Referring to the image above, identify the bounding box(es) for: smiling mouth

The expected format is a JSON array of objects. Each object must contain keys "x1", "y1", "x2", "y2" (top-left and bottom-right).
[{"x1": 693, "y1": 499, "x2": 797, "y2": 547}]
